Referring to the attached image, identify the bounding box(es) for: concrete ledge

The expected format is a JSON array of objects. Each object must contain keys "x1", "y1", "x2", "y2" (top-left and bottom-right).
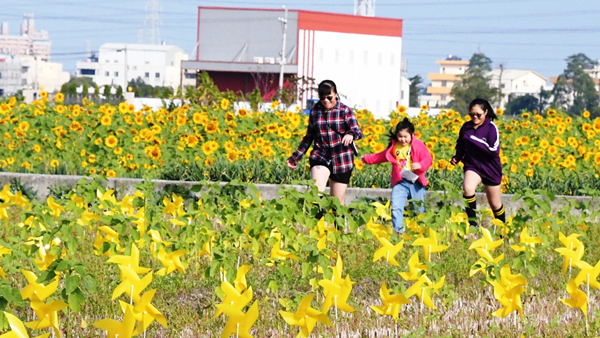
[{"x1": 0, "y1": 172, "x2": 596, "y2": 215}]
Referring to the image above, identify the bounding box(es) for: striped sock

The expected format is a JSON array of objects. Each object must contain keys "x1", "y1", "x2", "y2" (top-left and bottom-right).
[
  {"x1": 493, "y1": 205, "x2": 506, "y2": 223},
  {"x1": 463, "y1": 194, "x2": 478, "y2": 227}
]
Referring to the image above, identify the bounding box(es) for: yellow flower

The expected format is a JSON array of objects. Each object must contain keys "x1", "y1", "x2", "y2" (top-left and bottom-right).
[
  {"x1": 583, "y1": 110, "x2": 590, "y2": 118},
  {"x1": 220, "y1": 98, "x2": 230, "y2": 110},
  {"x1": 107, "y1": 169, "x2": 116, "y2": 178},
  {"x1": 7, "y1": 158, "x2": 15, "y2": 165},
  {"x1": 88, "y1": 154, "x2": 96, "y2": 163},
  {"x1": 421, "y1": 104, "x2": 429, "y2": 111},
  {"x1": 101, "y1": 115, "x2": 112, "y2": 126},
  {"x1": 89, "y1": 168, "x2": 97, "y2": 174},
  {"x1": 226, "y1": 150, "x2": 239, "y2": 163},
  {"x1": 50, "y1": 159, "x2": 59, "y2": 168},
  {"x1": 113, "y1": 147, "x2": 123, "y2": 155},
  {"x1": 526, "y1": 169, "x2": 534, "y2": 177},
  {"x1": 205, "y1": 157, "x2": 215, "y2": 166},
  {"x1": 105, "y1": 135, "x2": 118, "y2": 148},
  {"x1": 238, "y1": 108, "x2": 249, "y2": 117},
  {"x1": 19, "y1": 121, "x2": 30, "y2": 132},
  {"x1": 33, "y1": 144, "x2": 41, "y2": 153},
  {"x1": 40, "y1": 91, "x2": 48, "y2": 99},
  {"x1": 205, "y1": 121, "x2": 219, "y2": 134}
]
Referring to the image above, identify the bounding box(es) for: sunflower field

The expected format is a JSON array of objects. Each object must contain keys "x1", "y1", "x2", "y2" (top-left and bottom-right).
[
  {"x1": 1, "y1": 93, "x2": 600, "y2": 337},
  {"x1": 1, "y1": 93, "x2": 600, "y2": 196}
]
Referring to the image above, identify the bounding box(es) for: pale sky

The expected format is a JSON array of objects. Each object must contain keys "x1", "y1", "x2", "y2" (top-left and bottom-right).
[{"x1": 1, "y1": 0, "x2": 599, "y2": 85}]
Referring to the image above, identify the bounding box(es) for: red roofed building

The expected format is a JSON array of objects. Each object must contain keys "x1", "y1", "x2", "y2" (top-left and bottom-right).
[{"x1": 182, "y1": 6, "x2": 406, "y2": 117}]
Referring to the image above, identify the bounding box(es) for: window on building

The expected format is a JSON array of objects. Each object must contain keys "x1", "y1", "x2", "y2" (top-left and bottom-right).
[
  {"x1": 442, "y1": 67, "x2": 445, "y2": 73},
  {"x1": 0, "y1": 72, "x2": 2, "y2": 79},
  {"x1": 114, "y1": 60, "x2": 118, "y2": 63},
  {"x1": 441, "y1": 94, "x2": 447, "y2": 101},
  {"x1": 501, "y1": 83, "x2": 505, "y2": 89},
  {"x1": 22, "y1": 79, "x2": 27, "y2": 85},
  {"x1": 105, "y1": 71, "x2": 110, "y2": 76},
  {"x1": 115, "y1": 72, "x2": 119, "y2": 77},
  {"x1": 0, "y1": 89, "x2": 3, "y2": 96},
  {"x1": 145, "y1": 72, "x2": 150, "y2": 78},
  {"x1": 441, "y1": 80, "x2": 447, "y2": 87},
  {"x1": 80, "y1": 69, "x2": 95, "y2": 75},
  {"x1": 155, "y1": 73, "x2": 160, "y2": 78}
]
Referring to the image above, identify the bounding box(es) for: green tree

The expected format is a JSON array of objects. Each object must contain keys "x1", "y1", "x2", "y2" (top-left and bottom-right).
[
  {"x1": 448, "y1": 53, "x2": 502, "y2": 114},
  {"x1": 506, "y1": 94, "x2": 538, "y2": 115},
  {"x1": 408, "y1": 75, "x2": 422, "y2": 107},
  {"x1": 537, "y1": 86, "x2": 552, "y2": 113},
  {"x1": 552, "y1": 53, "x2": 599, "y2": 115},
  {"x1": 103, "y1": 85, "x2": 111, "y2": 98},
  {"x1": 116, "y1": 86, "x2": 123, "y2": 99}
]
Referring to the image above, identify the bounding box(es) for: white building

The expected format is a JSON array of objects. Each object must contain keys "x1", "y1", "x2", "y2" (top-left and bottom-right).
[
  {"x1": 0, "y1": 54, "x2": 22, "y2": 96},
  {"x1": 76, "y1": 43, "x2": 189, "y2": 90},
  {"x1": 488, "y1": 69, "x2": 548, "y2": 109},
  {"x1": 182, "y1": 7, "x2": 405, "y2": 119},
  {"x1": 20, "y1": 55, "x2": 69, "y2": 93}
]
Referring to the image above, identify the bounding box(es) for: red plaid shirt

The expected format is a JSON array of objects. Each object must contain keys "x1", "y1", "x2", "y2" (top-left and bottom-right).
[{"x1": 288, "y1": 101, "x2": 363, "y2": 174}]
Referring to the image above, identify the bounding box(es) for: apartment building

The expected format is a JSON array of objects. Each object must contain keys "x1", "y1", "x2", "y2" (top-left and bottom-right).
[
  {"x1": 426, "y1": 56, "x2": 469, "y2": 107},
  {"x1": 488, "y1": 69, "x2": 548, "y2": 109},
  {"x1": 0, "y1": 14, "x2": 51, "y2": 61}
]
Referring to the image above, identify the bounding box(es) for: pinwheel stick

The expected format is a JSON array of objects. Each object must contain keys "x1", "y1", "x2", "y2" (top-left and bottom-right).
[
  {"x1": 386, "y1": 251, "x2": 390, "y2": 265},
  {"x1": 335, "y1": 295, "x2": 338, "y2": 320},
  {"x1": 428, "y1": 245, "x2": 431, "y2": 262},
  {"x1": 237, "y1": 323, "x2": 239, "y2": 338},
  {"x1": 588, "y1": 274, "x2": 592, "y2": 322}
]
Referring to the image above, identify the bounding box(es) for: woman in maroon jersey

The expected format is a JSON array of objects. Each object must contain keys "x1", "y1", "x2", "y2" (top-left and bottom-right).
[
  {"x1": 451, "y1": 98, "x2": 504, "y2": 228},
  {"x1": 287, "y1": 80, "x2": 363, "y2": 207}
]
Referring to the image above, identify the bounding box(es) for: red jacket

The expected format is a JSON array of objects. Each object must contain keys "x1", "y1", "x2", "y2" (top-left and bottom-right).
[{"x1": 362, "y1": 138, "x2": 432, "y2": 187}]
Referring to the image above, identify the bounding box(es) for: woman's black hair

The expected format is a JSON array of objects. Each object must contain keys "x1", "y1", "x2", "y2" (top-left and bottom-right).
[
  {"x1": 469, "y1": 98, "x2": 497, "y2": 120},
  {"x1": 387, "y1": 117, "x2": 415, "y2": 147},
  {"x1": 318, "y1": 80, "x2": 338, "y2": 99}
]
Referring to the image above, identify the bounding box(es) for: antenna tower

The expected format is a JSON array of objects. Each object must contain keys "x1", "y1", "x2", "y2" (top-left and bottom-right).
[
  {"x1": 144, "y1": 0, "x2": 162, "y2": 44},
  {"x1": 354, "y1": 0, "x2": 375, "y2": 16}
]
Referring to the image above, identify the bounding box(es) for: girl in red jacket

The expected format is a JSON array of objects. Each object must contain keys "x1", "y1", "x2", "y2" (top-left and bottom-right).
[{"x1": 362, "y1": 118, "x2": 433, "y2": 233}]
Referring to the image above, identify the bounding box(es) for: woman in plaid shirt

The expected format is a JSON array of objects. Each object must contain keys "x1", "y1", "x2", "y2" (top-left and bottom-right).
[{"x1": 287, "y1": 80, "x2": 363, "y2": 205}]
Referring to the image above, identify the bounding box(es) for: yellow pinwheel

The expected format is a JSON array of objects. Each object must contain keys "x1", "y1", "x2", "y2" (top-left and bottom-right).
[
  {"x1": 575, "y1": 260, "x2": 600, "y2": 290},
  {"x1": 469, "y1": 248, "x2": 504, "y2": 277},
  {"x1": 469, "y1": 227, "x2": 502, "y2": 252},
  {"x1": 561, "y1": 278, "x2": 588, "y2": 319},
  {"x1": 214, "y1": 281, "x2": 253, "y2": 318},
  {"x1": 155, "y1": 247, "x2": 186, "y2": 276},
  {"x1": 365, "y1": 218, "x2": 392, "y2": 241},
  {"x1": 497, "y1": 264, "x2": 528, "y2": 289},
  {"x1": 25, "y1": 294, "x2": 68, "y2": 337},
  {"x1": 412, "y1": 228, "x2": 449, "y2": 262},
  {"x1": 216, "y1": 301, "x2": 259, "y2": 338},
  {"x1": 372, "y1": 238, "x2": 404, "y2": 266},
  {"x1": 319, "y1": 276, "x2": 355, "y2": 314},
  {"x1": 163, "y1": 193, "x2": 186, "y2": 217},
  {"x1": 555, "y1": 241, "x2": 585, "y2": 275},
  {"x1": 233, "y1": 265, "x2": 252, "y2": 292},
  {"x1": 371, "y1": 200, "x2": 391, "y2": 221},
  {"x1": 107, "y1": 244, "x2": 151, "y2": 275},
  {"x1": 405, "y1": 274, "x2": 445, "y2": 310},
  {"x1": 370, "y1": 281, "x2": 410, "y2": 321},
  {"x1": 279, "y1": 293, "x2": 332, "y2": 338},
  {"x1": 46, "y1": 195, "x2": 65, "y2": 218},
  {"x1": 112, "y1": 266, "x2": 153, "y2": 303},
  {"x1": 558, "y1": 232, "x2": 582, "y2": 250},
  {"x1": 118, "y1": 289, "x2": 168, "y2": 335},
  {"x1": 267, "y1": 239, "x2": 298, "y2": 266},
  {"x1": 510, "y1": 227, "x2": 543, "y2": 253},
  {"x1": 20, "y1": 270, "x2": 58, "y2": 301},
  {"x1": 491, "y1": 281, "x2": 526, "y2": 321},
  {"x1": 399, "y1": 251, "x2": 428, "y2": 281},
  {"x1": 93, "y1": 304, "x2": 137, "y2": 338},
  {"x1": 1, "y1": 311, "x2": 50, "y2": 338}
]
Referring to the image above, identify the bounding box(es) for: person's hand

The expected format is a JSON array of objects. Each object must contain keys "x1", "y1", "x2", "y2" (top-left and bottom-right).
[
  {"x1": 342, "y1": 134, "x2": 354, "y2": 146},
  {"x1": 411, "y1": 162, "x2": 421, "y2": 171},
  {"x1": 450, "y1": 157, "x2": 457, "y2": 166},
  {"x1": 287, "y1": 159, "x2": 297, "y2": 170},
  {"x1": 360, "y1": 155, "x2": 366, "y2": 163}
]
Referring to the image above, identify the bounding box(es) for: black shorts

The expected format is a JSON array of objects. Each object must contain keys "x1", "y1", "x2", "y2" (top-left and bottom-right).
[
  {"x1": 481, "y1": 176, "x2": 500, "y2": 186},
  {"x1": 309, "y1": 159, "x2": 353, "y2": 184}
]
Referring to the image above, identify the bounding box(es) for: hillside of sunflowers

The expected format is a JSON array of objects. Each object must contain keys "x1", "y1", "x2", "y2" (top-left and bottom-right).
[
  {"x1": 1, "y1": 92, "x2": 600, "y2": 195},
  {"x1": 2, "y1": 93, "x2": 600, "y2": 337}
]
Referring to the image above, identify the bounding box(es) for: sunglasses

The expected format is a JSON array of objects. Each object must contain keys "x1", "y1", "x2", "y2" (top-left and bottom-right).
[
  {"x1": 469, "y1": 113, "x2": 483, "y2": 118},
  {"x1": 320, "y1": 95, "x2": 335, "y2": 102}
]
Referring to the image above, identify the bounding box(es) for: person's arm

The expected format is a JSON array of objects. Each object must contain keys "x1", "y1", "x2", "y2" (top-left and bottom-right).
[
  {"x1": 287, "y1": 116, "x2": 316, "y2": 167},
  {"x1": 467, "y1": 122, "x2": 500, "y2": 157},
  {"x1": 361, "y1": 148, "x2": 389, "y2": 165},
  {"x1": 451, "y1": 124, "x2": 466, "y2": 165},
  {"x1": 344, "y1": 107, "x2": 363, "y2": 141},
  {"x1": 411, "y1": 140, "x2": 433, "y2": 173}
]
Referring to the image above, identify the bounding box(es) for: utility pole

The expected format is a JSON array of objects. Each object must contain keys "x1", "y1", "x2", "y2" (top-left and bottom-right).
[{"x1": 278, "y1": 6, "x2": 288, "y2": 94}]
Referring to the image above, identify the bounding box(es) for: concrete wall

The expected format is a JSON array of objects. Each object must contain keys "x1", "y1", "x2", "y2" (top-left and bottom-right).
[{"x1": 0, "y1": 172, "x2": 595, "y2": 217}]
